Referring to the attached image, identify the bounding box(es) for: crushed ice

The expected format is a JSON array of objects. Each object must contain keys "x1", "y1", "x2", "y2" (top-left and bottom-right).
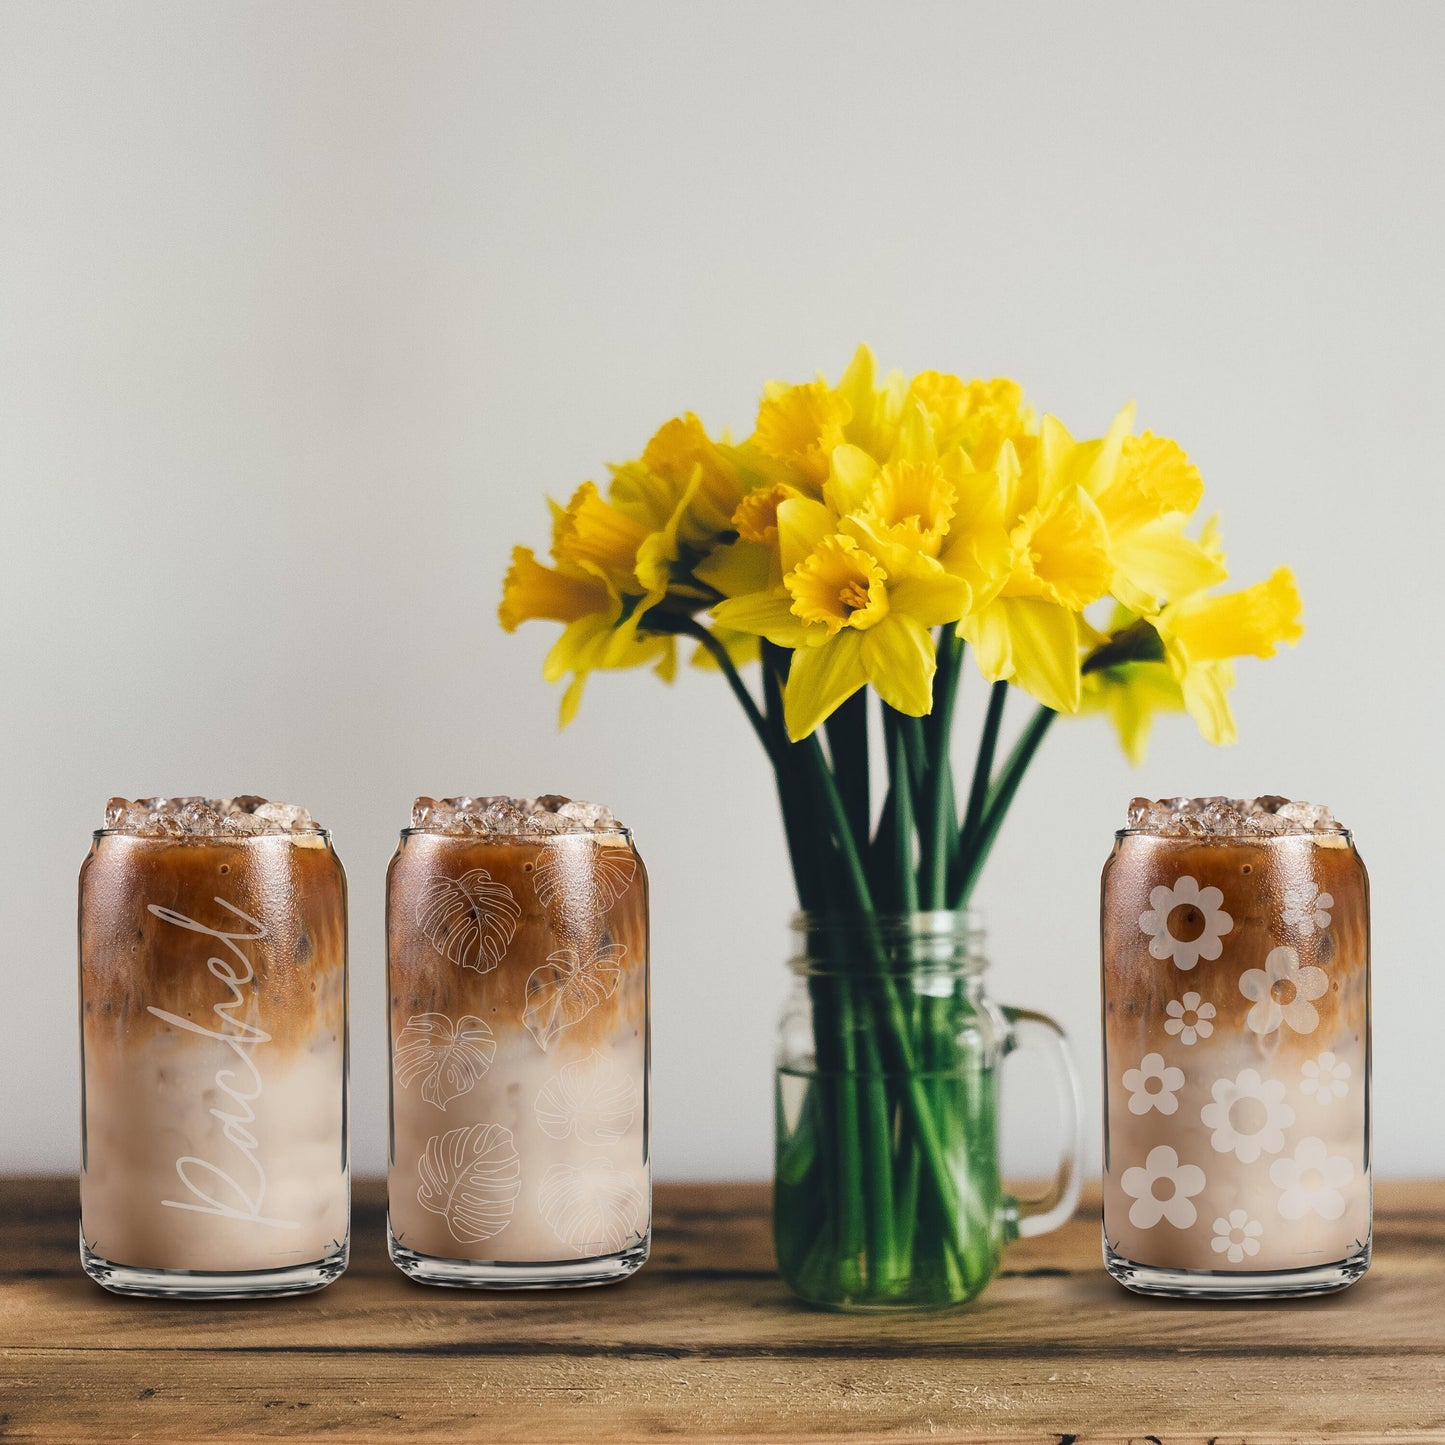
[
  {"x1": 103, "y1": 796, "x2": 320, "y2": 836},
  {"x1": 1126, "y1": 796, "x2": 1342, "y2": 838},
  {"x1": 410, "y1": 795, "x2": 621, "y2": 836}
]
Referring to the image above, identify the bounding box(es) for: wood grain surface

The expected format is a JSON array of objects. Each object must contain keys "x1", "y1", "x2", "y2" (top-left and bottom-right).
[{"x1": 1, "y1": 1177, "x2": 1440, "y2": 1442}]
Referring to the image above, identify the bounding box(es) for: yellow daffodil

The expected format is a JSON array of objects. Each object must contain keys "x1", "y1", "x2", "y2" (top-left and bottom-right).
[
  {"x1": 1080, "y1": 414, "x2": 1229, "y2": 616},
  {"x1": 952, "y1": 420, "x2": 1114, "y2": 714},
  {"x1": 904, "y1": 372, "x2": 1037, "y2": 469},
  {"x1": 1082, "y1": 563, "x2": 1304, "y2": 759},
  {"x1": 713, "y1": 502, "x2": 970, "y2": 740},
  {"x1": 500, "y1": 347, "x2": 1302, "y2": 765},
  {"x1": 751, "y1": 345, "x2": 909, "y2": 492},
  {"x1": 499, "y1": 486, "x2": 678, "y2": 725},
  {"x1": 822, "y1": 400, "x2": 976, "y2": 561}
]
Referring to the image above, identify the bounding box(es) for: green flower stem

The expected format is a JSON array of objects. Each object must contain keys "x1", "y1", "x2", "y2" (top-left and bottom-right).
[
  {"x1": 952, "y1": 703, "x2": 1057, "y2": 909},
  {"x1": 825, "y1": 689, "x2": 871, "y2": 858},
  {"x1": 962, "y1": 679, "x2": 1008, "y2": 844},
  {"x1": 887, "y1": 724, "x2": 920, "y2": 915},
  {"x1": 894, "y1": 713, "x2": 927, "y2": 793},
  {"x1": 794, "y1": 733, "x2": 965, "y2": 1241},
  {"x1": 923, "y1": 635, "x2": 964, "y2": 908}
]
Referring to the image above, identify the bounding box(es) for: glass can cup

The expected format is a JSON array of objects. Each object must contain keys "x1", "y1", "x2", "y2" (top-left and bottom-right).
[
  {"x1": 1101, "y1": 826, "x2": 1371, "y2": 1297},
  {"x1": 386, "y1": 825, "x2": 650, "y2": 1287},
  {"x1": 774, "y1": 912, "x2": 1084, "y2": 1311},
  {"x1": 77, "y1": 827, "x2": 350, "y2": 1297}
]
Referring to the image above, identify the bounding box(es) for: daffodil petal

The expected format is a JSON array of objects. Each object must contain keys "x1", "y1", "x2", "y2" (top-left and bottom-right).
[
  {"x1": 777, "y1": 496, "x2": 834, "y2": 575},
  {"x1": 959, "y1": 600, "x2": 1012, "y2": 682},
  {"x1": 1166, "y1": 567, "x2": 1304, "y2": 662},
  {"x1": 889, "y1": 397, "x2": 937, "y2": 467},
  {"x1": 888, "y1": 567, "x2": 971, "y2": 630},
  {"x1": 822, "y1": 444, "x2": 879, "y2": 517},
  {"x1": 544, "y1": 614, "x2": 614, "y2": 685},
  {"x1": 1111, "y1": 521, "x2": 1230, "y2": 616},
  {"x1": 711, "y1": 589, "x2": 814, "y2": 648},
  {"x1": 993, "y1": 597, "x2": 1082, "y2": 713},
  {"x1": 1178, "y1": 657, "x2": 1238, "y2": 746},
  {"x1": 861, "y1": 615, "x2": 936, "y2": 717},
  {"x1": 694, "y1": 538, "x2": 773, "y2": 599},
  {"x1": 783, "y1": 630, "x2": 869, "y2": 741},
  {"x1": 1082, "y1": 661, "x2": 1184, "y2": 765}
]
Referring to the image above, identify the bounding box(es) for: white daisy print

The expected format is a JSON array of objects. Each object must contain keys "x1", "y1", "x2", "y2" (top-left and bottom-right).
[
  {"x1": 1163, "y1": 991, "x2": 1215, "y2": 1046},
  {"x1": 1121, "y1": 1052, "x2": 1186, "y2": 1116},
  {"x1": 1199, "y1": 1067, "x2": 1295, "y2": 1163},
  {"x1": 1282, "y1": 881, "x2": 1334, "y2": 932},
  {"x1": 1138, "y1": 876, "x2": 1233, "y2": 970},
  {"x1": 1271, "y1": 1136, "x2": 1354, "y2": 1221},
  {"x1": 1239, "y1": 945, "x2": 1329, "y2": 1037},
  {"x1": 1120, "y1": 1145, "x2": 1207, "y2": 1230},
  {"x1": 1211, "y1": 1209, "x2": 1264, "y2": 1264},
  {"x1": 1301, "y1": 1051, "x2": 1351, "y2": 1104}
]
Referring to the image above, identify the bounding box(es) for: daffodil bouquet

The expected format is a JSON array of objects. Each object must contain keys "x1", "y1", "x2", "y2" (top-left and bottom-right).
[{"x1": 500, "y1": 346, "x2": 1302, "y2": 1306}]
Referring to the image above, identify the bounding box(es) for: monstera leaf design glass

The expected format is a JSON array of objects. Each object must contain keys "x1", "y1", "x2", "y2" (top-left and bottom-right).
[
  {"x1": 386, "y1": 802, "x2": 650, "y2": 1289},
  {"x1": 415, "y1": 869, "x2": 521, "y2": 972},
  {"x1": 535, "y1": 1051, "x2": 638, "y2": 1146},
  {"x1": 532, "y1": 843, "x2": 638, "y2": 913},
  {"x1": 523, "y1": 943, "x2": 625, "y2": 1051},
  {"x1": 415, "y1": 1122, "x2": 522, "y2": 1245},
  {"x1": 538, "y1": 1159, "x2": 646, "y2": 1255},
  {"x1": 394, "y1": 1013, "x2": 497, "y2": 1110}
]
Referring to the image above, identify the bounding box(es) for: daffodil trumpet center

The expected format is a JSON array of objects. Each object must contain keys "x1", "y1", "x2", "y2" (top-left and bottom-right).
[{"x1": 786, "y1": 534, "x2": 889, "y2": 635}]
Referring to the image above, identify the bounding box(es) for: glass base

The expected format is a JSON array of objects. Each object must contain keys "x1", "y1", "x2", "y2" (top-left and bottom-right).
[
  {"x1": 81, "y1": 1230, "x2": 348, "y2": 1299},
  {"x1": 1104, "y1": 1238, "x2": 1371, "y2": 1299},
  {"x1": 388, "y1": 1221, "x2": 648, "y2": 1289}
]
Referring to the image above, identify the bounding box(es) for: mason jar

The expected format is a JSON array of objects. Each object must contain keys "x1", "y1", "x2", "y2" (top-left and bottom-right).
[
  {"x1": 775, "y1": 911, "x2": 1083, "y2": 1310},
  {"x1": 78, "y1": 813, "x2": 349, "y2": 1298},
  {"x1": 1101, "y1": 824, "x2": 1371, "y2": 1297},
  {"x1": 387, "y1": 817, "x2": 650, "y2": 1287}
]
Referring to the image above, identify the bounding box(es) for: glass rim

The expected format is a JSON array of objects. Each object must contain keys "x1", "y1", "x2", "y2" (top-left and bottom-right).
[
  {"x1": 788, "y1": 910, "x2": 988, "y2": 976},
  {"x1": 398, "y1": 824, "x2": 633, "y2": 842},
  {"x1": 92, "y1": 826, "x2": 333, "y2": 842},
  {"x1": 790, "y1": 908, "x2": 983, "y2": 931},
  {"x1": 1114, "y1": 826, "x2": 1353, "y2": 843}
]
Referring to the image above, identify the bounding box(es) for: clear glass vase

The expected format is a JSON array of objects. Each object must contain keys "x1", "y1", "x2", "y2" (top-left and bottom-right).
[{"x1": 774, "y1": 911, "x2": 1082, "y2": 1311}]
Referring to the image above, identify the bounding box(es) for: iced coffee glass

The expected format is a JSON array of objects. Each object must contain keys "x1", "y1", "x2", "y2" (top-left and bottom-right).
[
  {"x1": 78, "y1": 797, "x2": 349, "y2": 1298},
  {"x1": 1102, "y1": 797, "x2": 1370, "y2": 1298},
  {"x1": 387, "y1": 795, "x2": 649, "y2": 1288}
]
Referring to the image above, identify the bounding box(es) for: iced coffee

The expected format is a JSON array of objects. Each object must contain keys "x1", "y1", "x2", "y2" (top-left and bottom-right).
[
  {"x1": 1102, "y1": 797, "x2": 1369, "y2": 1298},
  {"x1": 387, "y1": 795, "x2": 650, "y2": 1288},
  {"x1": 79, "y1": 797, "x2": 349, "y2": 1297}
]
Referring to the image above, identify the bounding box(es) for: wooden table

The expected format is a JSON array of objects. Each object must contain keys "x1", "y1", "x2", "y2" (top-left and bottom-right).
[{"x1": 2, "y1": 1178, "x2": 1441, "y2": 1442}]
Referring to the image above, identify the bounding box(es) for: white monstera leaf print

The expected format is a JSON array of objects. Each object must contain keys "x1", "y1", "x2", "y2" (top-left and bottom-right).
[
  {"x1": 416, "y1": 1122, "x2": 522, "y2": 1244},
  {"x1": 394, "y1": 1012, "x2": 496, "y2": 1110},
  {"x1": 533, "y1": 842, "x2": 637, "y2": 914},
  {"x1": 523, "y1": 943, "x2": 625, "y2": 1051},
  {"x1": 415, "y1": 869, "x2": 521, "y2": 973},
  {"x1": 538, "y1": 1158, "x2": 645, "y2": 1255},
  {"x1": 535, "y1": 1051, "x2": 638, "y2": 1146}
]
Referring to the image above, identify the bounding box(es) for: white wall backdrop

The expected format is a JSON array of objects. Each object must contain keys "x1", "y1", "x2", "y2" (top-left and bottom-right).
[{"x1": 3, "y1": 1, "x2": 1442, "y2": 1181}]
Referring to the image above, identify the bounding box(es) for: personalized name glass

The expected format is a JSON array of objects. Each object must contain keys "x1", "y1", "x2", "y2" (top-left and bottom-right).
[
  {"x1": 78, "y1": 797, "x2": 349, "y2": 1298},
  {"x1": 1102, "y1": 796, "x2": 1370, "y2": 1298},
  {"x1": 387, "y1": 795, "x2": 650, "y2": 1288}
]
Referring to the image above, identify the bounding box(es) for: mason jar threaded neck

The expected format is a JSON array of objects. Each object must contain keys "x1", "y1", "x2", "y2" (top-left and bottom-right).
[{"x1": 788, "y1": 910, "x2": 986, "y2": 977}]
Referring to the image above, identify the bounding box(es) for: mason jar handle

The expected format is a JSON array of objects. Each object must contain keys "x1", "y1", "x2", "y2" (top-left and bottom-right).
[{"x1": 1001, "y1": 1005, "x2": 1084, "y2": 1238}]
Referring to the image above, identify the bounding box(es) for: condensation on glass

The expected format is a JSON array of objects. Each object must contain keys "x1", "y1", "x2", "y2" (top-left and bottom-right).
[
  {"x1": 386, "y1": 823, "x2": 650, "y2": 1287},
  {"x1": 1101, "y1": 826, "x2": 1370, "y2": 1298},
  {"x1": 78, "y1": 825, "x2": 350, "y2": 1298}
]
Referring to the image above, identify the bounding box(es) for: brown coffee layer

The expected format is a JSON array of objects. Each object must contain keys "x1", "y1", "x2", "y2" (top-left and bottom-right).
[
  {"x1": 386, "y1": 832, "x2": 648, "y2": 1051},
  {"x1": 1102, "y1": 834, "x2": 1367, "y2": 1062},
  {"x1": 79, "y1": 832, "x2": 347, "y2": 1054}
]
